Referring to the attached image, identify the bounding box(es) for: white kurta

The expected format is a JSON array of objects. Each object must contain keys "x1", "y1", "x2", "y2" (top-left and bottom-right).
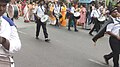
[
  {"x1": 33, "y1": 5, "x2": 45, "y2": 18},
  {"x1": 0, "y1": 16, "x2": 21, "y2": 54},
  {"x1": 0, "y1": 16, "x2": 21, "y2": 67}
]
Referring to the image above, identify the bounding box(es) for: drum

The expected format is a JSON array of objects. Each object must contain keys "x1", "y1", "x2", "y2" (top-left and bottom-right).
[
  {"x1": 7, "y1": 4, "x2": 19, "y2": 18},
  {"x1": 74, "y1": 12, "x2": 80, "y2": 19},
  {"x1": 13, "y1": 5, "x2": 19, "y2": 18},
  {"x1": 98, "y1": 16, "x2": 106, "y2": 22},
  {"x1": 98, "y1": 16, "x2": 106, "y2": 24},
  {"x1": 0, "y1": 54, "x2": 14, "y2": 67},
  {"x1": 41, "y1": 15, "x2": 49, "y2": 23}
]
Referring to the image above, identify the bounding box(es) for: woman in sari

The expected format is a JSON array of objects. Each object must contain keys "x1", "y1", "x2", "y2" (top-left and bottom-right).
[
  {"x1": 77, "y1": 4, "x2": 86, "y2": 29},
  {"x1": 60, "y1": 2, "x2": 67, "y2": 27},
  {"x1": 17, "y1": 1, "x2": 22, "y2": 16},
  {"x1": 49, "y1": 2, "x2": 56, "y2": 25}
]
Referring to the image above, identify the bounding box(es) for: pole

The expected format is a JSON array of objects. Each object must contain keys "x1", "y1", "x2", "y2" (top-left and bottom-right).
[{"x1": 105, "y1": 0, "x2": 107, "y2": 8}]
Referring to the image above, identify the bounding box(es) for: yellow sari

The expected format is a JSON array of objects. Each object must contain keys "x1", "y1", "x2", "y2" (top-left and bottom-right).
[
  {"x1": 50, "y1": 5, "x2": 56, "y2": 21},
  {"x1": 49, "y1": 4, "x2": 56, "y2": 25}
]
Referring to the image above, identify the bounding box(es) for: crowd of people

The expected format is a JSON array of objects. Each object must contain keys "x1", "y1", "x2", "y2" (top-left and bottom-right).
[
  {"x1": 8, "y1": 0, "x2": 87, "y2": 29},
  {"x1": 3, "y1": 0, "x2": 120, "y2": 67},
  {"x1": 7, "y1": 0, "x2": 117, "y2": 33}
]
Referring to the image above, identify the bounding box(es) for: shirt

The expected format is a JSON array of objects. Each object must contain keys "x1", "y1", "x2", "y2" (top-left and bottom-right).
[
  {"x1": 0, "y1": 16, "x2": 21, "y2": 54},
  {"x1": 33, "y1": 5, "x2": 45, "y2": 18},
  {"x1": 90, "y1": 9, "x2": 100, "y2": 18},
  {"x1": 106, "y1": 17, "x2": 120, "y2": 36},
  {"x1": 54, "y1": 4, "x2": 61, "y2": 14},
  {"x1": 70, "y1": 6, "x2": 75, "y2": 14}
]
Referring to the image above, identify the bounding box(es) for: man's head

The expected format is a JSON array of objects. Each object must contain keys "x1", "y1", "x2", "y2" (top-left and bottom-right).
[
  {"x1": 109, "y1": 7, "x2": 119, "y2": 18},
  {"x1": 115, "y1": 1, "x2": 120, "y2": 13},
  {"x1": 0, "y1": 0, "x2": 10, "y2": 16}
]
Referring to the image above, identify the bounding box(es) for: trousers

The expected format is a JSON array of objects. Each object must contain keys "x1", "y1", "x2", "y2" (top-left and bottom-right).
[
  {"x1": 35, "y1": 19, "x2": 48, "y2": 38},
  {"x1": 68, "y1": 13, "x2": 77, "y2": 30},
  {"x1": 105, "y1": 36, "x2": 120, "y2": 67},
  {"x1": 89, "y1": 18, "x2": 100, "y2": 34}
]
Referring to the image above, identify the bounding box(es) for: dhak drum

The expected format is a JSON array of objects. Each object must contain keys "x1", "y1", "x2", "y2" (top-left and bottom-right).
[
  {"x1": 41, "y1": 15, "x2": 49, "y2": 23},
  {"x1": 98, "y1": 15, "x2": 106, "y2": 24},
  {"x1": 13, "y1": 5, "x2": 19, "y2": 18},
  {"x1": 0, "y1": 54, "x2": 14, "y2": 67},
  {"x1": 74, "y1": 12, "x2": 80, "y2": 19},
  {"x1": 7, "y1": 4, "x2": 19, "y2": 19}
]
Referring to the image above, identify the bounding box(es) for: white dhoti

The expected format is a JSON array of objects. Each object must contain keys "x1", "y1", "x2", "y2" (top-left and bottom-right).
[{"x1": 23, "y1": 5, "x2": 29, "y2": 22}]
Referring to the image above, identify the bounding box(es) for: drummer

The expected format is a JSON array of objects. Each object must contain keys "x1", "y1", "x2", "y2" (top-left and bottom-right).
[
  {"x1": 68, "y1": 3, "x2": 78, "y2": 32},
  {"x1": 0, "y1": 0, "x2": 21, "y2": 66},
  {"x1": 88, "y1": 5, "x2": 101, "y2": 36},
  {"x1": 7, "y1": 0, "x2": 19, "y2": 21},
  {"x1": 33, "y1": 0, "x2": 50, "y2": 42},
  {"x1": 103, "y1": 7, "x2": 120, "y2": 67}
]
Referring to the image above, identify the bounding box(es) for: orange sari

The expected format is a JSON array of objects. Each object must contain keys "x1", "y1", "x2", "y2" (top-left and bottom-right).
[{"x1": 60, "y1": 5, "x2": 67, "y2": 27}]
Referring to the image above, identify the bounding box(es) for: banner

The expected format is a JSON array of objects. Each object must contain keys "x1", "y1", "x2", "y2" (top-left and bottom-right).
[{"x1": 79, "y1": 0, "x2": 92, "y2": 3}]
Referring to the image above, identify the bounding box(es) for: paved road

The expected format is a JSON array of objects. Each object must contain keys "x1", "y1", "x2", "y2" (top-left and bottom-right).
[{"x1": 13, "y1": 17, "x2": 113, "y2": 67}]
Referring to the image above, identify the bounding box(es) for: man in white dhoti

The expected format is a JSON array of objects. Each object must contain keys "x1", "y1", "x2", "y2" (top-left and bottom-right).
[{"x1": 0, "y1": 0, "x2": 21, "y2": 67}]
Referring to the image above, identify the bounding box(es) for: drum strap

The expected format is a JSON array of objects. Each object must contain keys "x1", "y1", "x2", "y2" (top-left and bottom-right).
[
  {"x1": 113, "y1": 19, "x2": 120, "y2": 26},
  {"x1": 115, "y1": 19, "x2": 120, "y2": 23},
  {"x1": 39, "y1": 5, "x2": 45, "y2": 14},
  {"x1": 96, "y1": 9, "x2": 101, "y2": 16},
  {"x1": 2, "y1": 16, "x2": 16, "y2": 26}
]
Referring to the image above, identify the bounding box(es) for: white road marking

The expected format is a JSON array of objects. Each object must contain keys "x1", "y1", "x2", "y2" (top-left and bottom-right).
[
  {"x1": 18, "y1": 31, "x2": 27, "y2": 35},
  {"x1": 88, "y1": 59, "x2": 106, "y2": 66}
]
